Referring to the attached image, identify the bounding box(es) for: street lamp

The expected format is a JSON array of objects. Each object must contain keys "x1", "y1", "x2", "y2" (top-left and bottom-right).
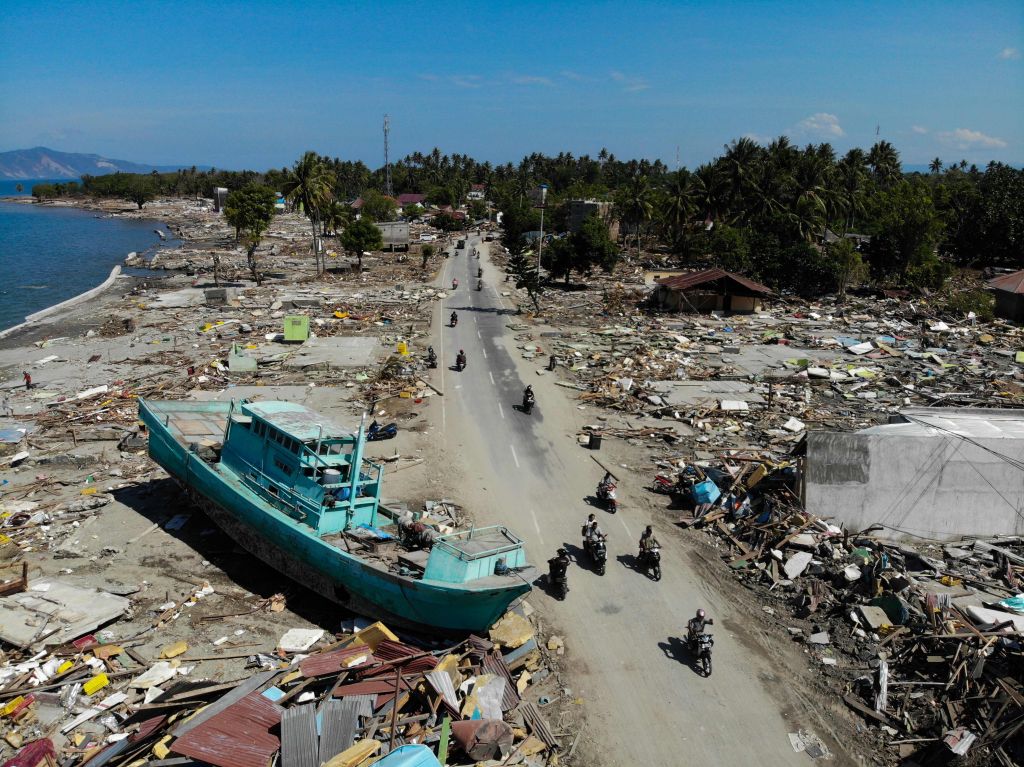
[{"x1": 535, "y1": 184, "x2": 548, "y2": 279}]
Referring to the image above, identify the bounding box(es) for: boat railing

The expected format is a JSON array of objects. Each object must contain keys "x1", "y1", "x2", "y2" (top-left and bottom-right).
[
  {"x1": 432, "y1": 526, "x2": 524, "y2": 562},
  {"x1": 232, "y1": 455, "x2": 316, "y2": 522}
]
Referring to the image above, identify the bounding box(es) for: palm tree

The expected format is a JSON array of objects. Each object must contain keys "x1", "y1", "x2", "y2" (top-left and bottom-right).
[
  {"x1": 867, "y1": 141, "x2": 901, "y2": 188},
  {"x1": 616, "y1": 175, "x2": 654, "y2": 256},
  {"x1": 692, "y1": 163, "x2": 727, "y2": 225},
  {"x1": 722, "y1": 137, "x2": 763, "y2": 219},
  {"x1": 929, "y1": 157, "x2": 943, "y2": 174},
  {"x1": 281, "y1": 152, "x2": 336, "y2": 274},
  {"x1": 322, "y1": 199, "x2": 352, "y2": 238},
  {"x1": 660, "y1": 171, "x2": 696, "y2": 248}
]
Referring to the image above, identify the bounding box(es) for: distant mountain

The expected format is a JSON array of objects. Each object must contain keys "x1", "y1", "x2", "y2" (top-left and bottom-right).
[{"x1": 0, "y1": 147, "x2": 208, "y2": 179}]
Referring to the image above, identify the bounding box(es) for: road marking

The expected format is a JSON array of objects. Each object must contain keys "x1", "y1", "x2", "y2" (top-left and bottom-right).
[
  {"x1": 529, "y1": 508, "x2": 543, "y2": 541},
  {"x1": 498, "y1": 402, "x2": 505, "y2": 419},
  {"x1": 477, "y1": 330, "x2": 482, "y2": 339},
  {"x1": 489, "y1": 371, "x2": 495, "y2": 385},
  {"x1": 618, "y1": 516, "x2": 632, "y2": 537},
  {"x1": 481, "y1": 347, "x2": 488, "y2": 359},
  {"x1": 509, "y1": 444, "x2": 520, "y2": 468}
]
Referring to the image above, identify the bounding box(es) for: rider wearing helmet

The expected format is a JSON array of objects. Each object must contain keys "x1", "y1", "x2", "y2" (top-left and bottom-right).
[{"x1": 687, "y1": 608, "x2": 713, "y2": 643}]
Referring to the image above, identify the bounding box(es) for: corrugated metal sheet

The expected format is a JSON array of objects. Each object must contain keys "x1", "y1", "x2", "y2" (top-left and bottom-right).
[
  {"x1": 655, "y1": 268, "x2": 772, "y2": 295},
  {"x1": 171, "y1": 691, "x2": 282, "y2": 767},
  {"x1": 319, "y1": 699, "x2": 358, "y2": 764},
  {"x1": 281, "y1": 704, "x2": 317, "y2": 767},
  {"x1": 299, "y1": 646, "x2": 375, "y2": 678},
  {"x1": 425, "y1": 670, "x2": 459, "y2": 714},
  {"x1": 173, "y1": 669, "x2": 278, "y2": 737},
  {"x1": 481, "y1": 654, "x2": 520, "y2": 712},
  {"x1": 372, "y1": 640, "x2": 420, "y2": 660},
  {"x1": 132, "y1": 715, "x2": 169, "y2": 743},
  {"x1": 518, "y1": 702, "x2": 558, "y2": 749},
  {"x1": 989, "y1": 270, "x2": 1024, "y2": 294},
  {"x1": 333, "y1": 679, "x2": 409, "y2": 698}
]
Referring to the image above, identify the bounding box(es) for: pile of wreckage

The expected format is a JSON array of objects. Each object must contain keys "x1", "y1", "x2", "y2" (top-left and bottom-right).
[
  {"x1": 0, "y1": 607, "x2": 564, "y2": 767},
  {"x1": 654, "y1": 456, "x2": 1023, "y2": 766}
]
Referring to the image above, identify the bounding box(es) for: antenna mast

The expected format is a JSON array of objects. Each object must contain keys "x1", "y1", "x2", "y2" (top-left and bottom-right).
[{"x1": 383, "y1": 114, "x2": 393, "y2": 198}]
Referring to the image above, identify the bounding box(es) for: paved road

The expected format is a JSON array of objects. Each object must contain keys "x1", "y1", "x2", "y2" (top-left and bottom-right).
[{"x1": 433, "y1": 237, "x2": 807, "y2": 766}]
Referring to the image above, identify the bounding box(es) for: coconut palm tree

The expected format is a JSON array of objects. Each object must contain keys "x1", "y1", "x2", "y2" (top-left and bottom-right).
[
  {"x1": 722, "y1": 137, "x2": 763, "y2": 218},
  {"x1": 692, "y1": 163, "x2": 727, "y2": 225},
  {"x1": 929, "y1": 157, "x2": 943, "y2": 174},
  {"x1": 615, "y1": 175, "x2": 654, "y2": 256},
  {"x1": 281, "y1": 152, "x2": 336, "y2": 274},
  {"x1": 660, "y1": 171, "x2": 696, "y2": 248},
  {"x1": 867, "y1": 141, "x2": 901, "y2": 188}
]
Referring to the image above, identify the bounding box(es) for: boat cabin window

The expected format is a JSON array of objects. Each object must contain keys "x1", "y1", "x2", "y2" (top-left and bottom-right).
[
  {"x1": 273, "y1": 457, "x2": 293, "y2": 475},
  {"x1": 253, "y1": 421, "x2": 267, "y2": 437}
]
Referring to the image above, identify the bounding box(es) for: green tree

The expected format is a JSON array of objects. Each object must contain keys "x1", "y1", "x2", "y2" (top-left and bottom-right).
[
  {"x1": 506, "y1": 248, "x2": 544, "y2": 313},
  {"x1": 340, "y1": 217, "x2": 383, "y2": 270},
  {"x1": 224, "y1": 184, "x2": 277, "y2": 286},
  {"x1": 552, "y1": 212, "x2": 619, "y2": 285},
  {"x1": 322, "y1": 200, "x2": 352, "y2": 237},
  {"x1": 868, "y1": 140, "x2": 901, "y2": 188},
  {"x1": 827, "y1": 239, "x2": 868, "y2": 298},
  {"x1": 420, "y1": 243, "x2": 434, "y2": 269},
  {"x1": 468, "y1": 199, "x2": 488, "y2": 221},
  {"x1": 126, "y1": 176, "x2": 156, "y2": 209},
  {"x1": 929, "y1": 157, "x2": 943, "y2": 174},
  {"x1": 865, "y1": 180, "x2": 947, "y2": 285},
  {"x1": 282, "y1": 151, "x2": 336, "y2": 275},
  {"x1": 433, "y1": 212, "x2": 464, "y2": 231},
  {"x1": 360, "y1": 189, "x2": 397, "y2": 222},
  {"x1": 615, "y1": 174, "x2": 654, "y2": 255}
]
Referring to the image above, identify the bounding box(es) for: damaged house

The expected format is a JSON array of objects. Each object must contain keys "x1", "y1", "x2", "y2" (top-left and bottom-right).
[{"x1": 651, "y1": 268, "x2": 772, "y2": 314}]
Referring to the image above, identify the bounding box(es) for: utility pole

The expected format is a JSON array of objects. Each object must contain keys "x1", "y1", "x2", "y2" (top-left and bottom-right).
[
  {"x1": 383, "y1": 114, "x2": 393, "y2": 198},
  {"x1": 535, "y1": 184, "x2": 548, "y2": 280}
]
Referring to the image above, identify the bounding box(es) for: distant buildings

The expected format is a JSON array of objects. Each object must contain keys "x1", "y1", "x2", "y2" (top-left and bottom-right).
[
  {"x1": 567, "y1": 199, "x2": 618, "y2": 239},
  {"x1": 467, "y1": 184, "x2": 486, "y2": 201}
]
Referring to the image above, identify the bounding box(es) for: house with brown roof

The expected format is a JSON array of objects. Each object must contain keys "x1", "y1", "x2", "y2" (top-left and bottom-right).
[
  {"x1": 652, "y1": 268, "x2": 772, "y2": 314},
  {"x1": 989, "y1": 270, "x2": 1024, "y2": 322}
]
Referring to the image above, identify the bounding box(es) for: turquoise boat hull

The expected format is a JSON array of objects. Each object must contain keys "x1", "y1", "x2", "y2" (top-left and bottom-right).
[{"x1": 139, "y1": 400, "x2": 533, "y2": 633}]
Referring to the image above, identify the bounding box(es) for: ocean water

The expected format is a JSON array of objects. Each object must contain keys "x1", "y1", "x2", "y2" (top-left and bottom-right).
[{"x1": 0, "y1": 194, "x2": 179, "y2": 330}]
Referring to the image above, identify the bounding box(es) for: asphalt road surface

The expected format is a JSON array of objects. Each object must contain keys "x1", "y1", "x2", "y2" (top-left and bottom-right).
[{"x1": 433, "y1": 236, "x2": 809, "y2": 766}]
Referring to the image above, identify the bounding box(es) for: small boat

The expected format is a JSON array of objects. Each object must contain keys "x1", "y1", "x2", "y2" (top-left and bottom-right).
[{"x1": 138, "y1": 399, "x2": 536, "y2": 633}]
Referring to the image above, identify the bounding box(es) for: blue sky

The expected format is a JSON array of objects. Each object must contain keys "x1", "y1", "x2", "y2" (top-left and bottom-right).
[{"x1": 0, "y1": 1, "x2": 1021, "y2": 170}]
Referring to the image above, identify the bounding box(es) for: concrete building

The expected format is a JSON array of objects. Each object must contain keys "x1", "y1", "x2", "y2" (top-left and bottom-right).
[
  {"x1": 376, "y1": 221, "x2": 410, "y2": 252},
  {"x1": 567, "y1": 199, "x2": 618, "y2": 239},
  {"x1": 805, "y1": 408, "x2": 1024, "y2": 541},
  {"x1": 988, "y1": 270, "x2": 1024, "y2": 323},
  {"x1": 467, "y1": 184, "x2": 486, "y2": 201},
  {"x1": 651, "y1": 268, "x2": 771, "y2": 313}
]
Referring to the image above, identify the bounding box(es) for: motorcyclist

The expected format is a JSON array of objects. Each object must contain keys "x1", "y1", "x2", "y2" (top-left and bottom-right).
[
  {"x1": 452, "y1": 278, "x2": 459, "y2": 290},
  {"x1": 522, "y1": 385, "x2": 535, "y2": 409},
  {"x1": 477, "y1": 279, "x2": 483, "y2": 291},
  {"x1": 456, "y1": 349, "x2": 467, "y2": 370},
  {"x1": 581, "y1": 514, "x2": 605, "y2": 552},
  {"x1": 548, "y1": 548, "x2": 570, "y2": 590},
  {"x1": 638, "y1": 525, "x2": 660, "y2": 557},
  {"x1": 687, "y1": 608, "x2": 714, "y2": 645},
  {"x1": 426, "y1": 346, "x2": 437, "y2": 367},
  {"x1": 450, "y1": 311, "x2": 458, "y2": 327}
]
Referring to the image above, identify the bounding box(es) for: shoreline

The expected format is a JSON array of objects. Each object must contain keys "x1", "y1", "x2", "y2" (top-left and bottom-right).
[{"x1": 0, "y1": 197, "x2": 185, "y2": 335}]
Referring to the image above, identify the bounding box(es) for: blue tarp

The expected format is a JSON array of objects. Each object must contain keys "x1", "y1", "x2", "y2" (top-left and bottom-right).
[
  {"x1": 375, "y1": 744, "x2": 442, "y2": 767},
  {"x1": 692, "y1": 480, "x2": 721, "y2": 505}
]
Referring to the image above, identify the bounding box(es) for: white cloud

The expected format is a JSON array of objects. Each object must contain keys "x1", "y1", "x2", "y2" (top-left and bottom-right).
[
  {"x1": 449, "y1": 75, "x2": 483, "y2": 89},
  {"x1": 560, "y1": 70, "x2": 587, "y2": 81},
  {"x1": 609, "y1": 71, "x2": 651, "y2": 92},
  {"x1": 510, "y1": 75, "x2": 554, "y2": 87},
  {"x1": 936, "y1": 128, "x2": 1008, "y2": 149},
  {"x1": 998, "y1": 47, "x2": 1021, "y2": 60},
  {"x1": 912, "y1": 125, "x2": 929, "y2": 134},
  {"x1": 792, "y1": 112, "x2": 845, "y2": 138}
]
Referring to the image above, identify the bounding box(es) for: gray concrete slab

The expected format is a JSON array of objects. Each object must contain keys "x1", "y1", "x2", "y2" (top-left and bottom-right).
[{"x1": 281, "y1": 337, "x2": 383, "y2": 370}]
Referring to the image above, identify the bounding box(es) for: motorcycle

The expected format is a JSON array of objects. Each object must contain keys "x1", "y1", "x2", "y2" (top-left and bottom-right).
[
  {"x1": 690, "y1": 631, "x2": 714, "y2": 677},
  {"x1": 450, "y1": 313, "x2": 458, "y2": 328},
  {"x1": 367, "y1": 420, "x2": 398, "y2": 441},
  {"x1": 639, "y1": 546, "x2": 662, "y2": 580},
  {"x1": 596, "y1": 480, "x2": 618, "y2": 513},
  {"x1": 522, "y1": 393, "x2": 535, "y2": 415},
  {"x1": 548, "y1": 557, "x2": 569, "y2": 600},
  {"x1": 427, "y1": 352, "x2": 438, "y2": 369},
  {"x1": 476, "y1": 280, "x2": 483, "y2": 291},
  {"x1": 455, "y1": 353, "x2": 466, "y2": 372},
  {"x1": 477, "y1": 267, "x2": 483, "y2": 278},
  {"x1": 585, "y1": 536, "x2": 607, "y2": 576}
]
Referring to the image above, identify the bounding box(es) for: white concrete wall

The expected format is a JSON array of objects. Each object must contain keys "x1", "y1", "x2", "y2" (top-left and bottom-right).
[{"x1": 806, "y1": 431, "x2": 1024, "y2": 540}]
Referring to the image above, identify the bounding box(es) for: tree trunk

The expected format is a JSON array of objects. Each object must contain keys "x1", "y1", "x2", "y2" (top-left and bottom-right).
[{"x1": 247, "y1": 241, "x2": 261, "y2": 286}]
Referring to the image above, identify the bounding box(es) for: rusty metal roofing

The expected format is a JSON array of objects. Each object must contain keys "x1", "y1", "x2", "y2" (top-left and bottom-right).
[
  {"x1": 170, "y1": 691, "x2": 282, "y2": 767},
  {"x1": 299, "y1": 646, "x2": 375, "y2": 678},
  {"x1": 988, "y1": 270, "x2": 1024, "y2": 294},
  {"x1": 333, "y1": 678, "x2": 414, "y2": 698},
  {"x1": 481, "y1": 654, "x2": 520, "y2": 712},
  {"x1": 518, "y1": 701, "x2": 558, "y2": 748},
  {"x1": 655, "y1": 268, "x2": 772, "y2": 295}
]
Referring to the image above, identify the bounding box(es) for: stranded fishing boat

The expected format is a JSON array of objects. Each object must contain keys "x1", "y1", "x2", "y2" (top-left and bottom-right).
[{"x1": 138, "y1": 399, "x2": 536, "y2": 632}]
